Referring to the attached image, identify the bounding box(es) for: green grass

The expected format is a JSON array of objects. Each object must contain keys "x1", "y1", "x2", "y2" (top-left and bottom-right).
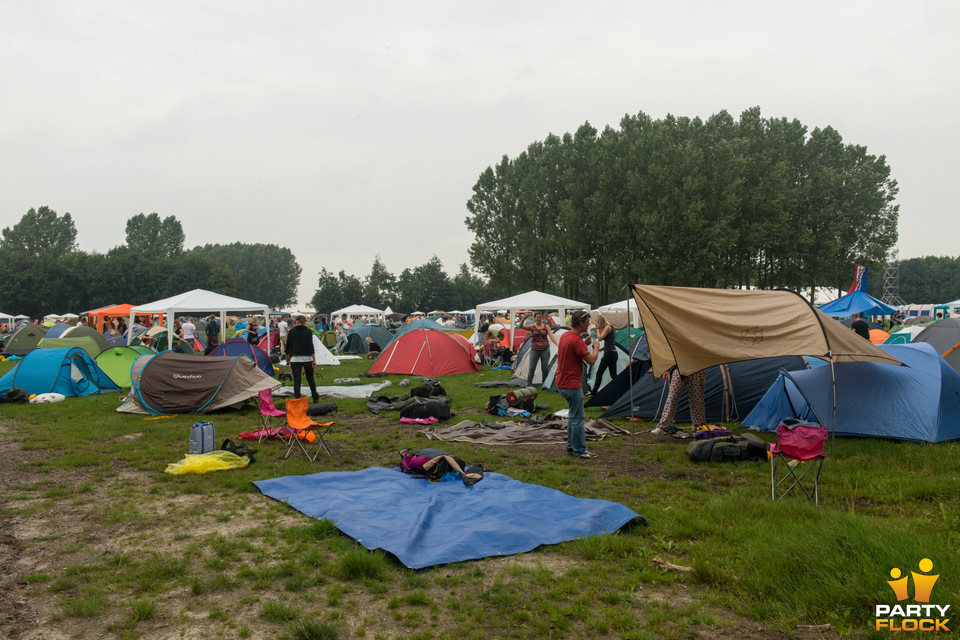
[{"x1": 2, "y1": 354, "x2": 960, "y2": 639}]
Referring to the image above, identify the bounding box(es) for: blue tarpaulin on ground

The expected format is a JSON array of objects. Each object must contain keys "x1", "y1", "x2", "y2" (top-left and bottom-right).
[{"x1": 254, "y1": 466, "x2": 643, "y2": 568}]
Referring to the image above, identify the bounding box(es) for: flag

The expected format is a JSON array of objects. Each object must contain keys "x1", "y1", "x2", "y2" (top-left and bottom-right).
[{"x1": 846, "y1": 265, "x2": 868, "y2": 294}]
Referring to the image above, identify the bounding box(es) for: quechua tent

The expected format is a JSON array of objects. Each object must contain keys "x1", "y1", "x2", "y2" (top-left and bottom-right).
[
  {"x1": 0, "y1": 348, "x2": 120, "y2": 397},
  {"x1": 118, "y1": 352, "x2": 280, "y2": 416},
  {"x1": 369, "y1": 328, "x2": 480, "y2": 377}
]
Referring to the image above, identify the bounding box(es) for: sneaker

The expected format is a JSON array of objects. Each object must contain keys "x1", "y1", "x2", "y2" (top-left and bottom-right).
[{"x1": 577, "y1": 451, "x2": 598, "y2": 459}]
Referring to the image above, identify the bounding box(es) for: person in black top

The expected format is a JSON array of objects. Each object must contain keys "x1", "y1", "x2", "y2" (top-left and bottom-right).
[
  {"x1": 590, "y1": 315, "x2": 619, "y2": 396},
  {"x1": 285, "y1": 316, "x2": 319, "y2": 403},
  {"x1": 850, "y1": 313, "x2": 871, "y2": 340}
]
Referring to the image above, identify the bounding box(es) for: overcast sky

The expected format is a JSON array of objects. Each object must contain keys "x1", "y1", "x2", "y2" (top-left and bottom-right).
[{"x1": 1, "y1": 1, "x2": 956, "y2": 306}]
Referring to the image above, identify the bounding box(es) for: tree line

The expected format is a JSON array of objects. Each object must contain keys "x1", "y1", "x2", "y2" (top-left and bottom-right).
[
  {"x1": 0, "y1": 207, "x2": 301, "y2": 318},
  {"x1": 867, "y1": 256, "x2": 960, "y2": 304},
  {"x1": 464, "y1": 107, "x2": 900, "y2": 305}
]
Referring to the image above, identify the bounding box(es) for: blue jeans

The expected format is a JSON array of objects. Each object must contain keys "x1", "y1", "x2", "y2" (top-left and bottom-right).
[
  {"x1": 558, "y1": 387, "x2": 586, "y2": 456},
  {"x1": 526, "y1": 348, "x2": 550, "y2": 385}
]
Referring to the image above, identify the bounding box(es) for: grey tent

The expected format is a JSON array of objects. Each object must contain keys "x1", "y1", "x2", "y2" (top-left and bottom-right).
[{"x1": 118, "y1": 352, "x2": 280, "y2": 415}]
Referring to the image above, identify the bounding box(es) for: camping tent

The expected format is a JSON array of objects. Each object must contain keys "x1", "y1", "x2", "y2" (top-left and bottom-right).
[
  {"x1": 341, "y1": 323, "x2": 394, "y2": 355},
  {"x1": 4, "y1": 324, "x2": 49, "y2": 355},
  {"x1": 816, "y1": 290, "x2": 899, "y2": 318},
  {"x1": 209, "y1": 339, "x2": 275, "y2": 377},
  {"x1": 596, "y1": 355, "x2": 808, "y2": 422},
  {"x1": 474, "y1": 291, "x2": 590, "y2": 346},
  {"x1": 597, "y1": 298, "x2": 643, "y2": 329},
  {"x1": 62, "y1": 325, "x2": 111, "y2": 354},
  {"x1": 386, "y1": 318, "x2": 445, "y2": 346},
  {"x1": 96, "y1": 346, "x2": 145, "y2": 387},
  {"x1": 44, "y1": 323, "x2": 73, "y2": 339},
  {"x1": 129, "y1": 289, "x2": 270, "y2": 352},
  {"x1": 368, "y1": 328, "x2": 480, "y2": 377},
  {"x1": 912, "y1": 317, "x2": 960, "y2": 374},
  {"x1": 0, "y1": 347, "x2": 121, "y2": 397},
  {"x1": 629, "y1": 285, "x2": 903, "y2": 443},
  {"x1": 118, "y1": 352, "x2": 280, "y2": 415},
  {"x1": 331, "y1": 304, "x2": 385, "y2": 325},
  {"x1": 85, "y1": 304, "x2": 137, "y2": 332},
  {"x1": 37, "y1": 336, "x2": 103, "y2": 359},
  {"x1": 742, "y1": 343, "x2": 960, "y2": 443}
]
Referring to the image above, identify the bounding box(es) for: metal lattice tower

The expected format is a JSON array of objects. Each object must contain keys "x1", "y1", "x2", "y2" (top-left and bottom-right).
[{"x1": 882, "y1": 260, "x2": 905, "y2": 306}]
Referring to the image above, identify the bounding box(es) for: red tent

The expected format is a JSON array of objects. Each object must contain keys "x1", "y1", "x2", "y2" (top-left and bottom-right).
[{"x1": 368, "y1": 328, "x2": 480, "y2": 377}]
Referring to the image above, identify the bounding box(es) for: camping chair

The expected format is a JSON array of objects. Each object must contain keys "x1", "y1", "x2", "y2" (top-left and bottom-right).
[
  {"x1": 283, "y1": 397, "x2": 332, "y2": 461},
  {"x1": 256, "y1": 388, "x2": 287, "y2": 443},
  {"x1": 481, "y1": 342, "x2": 504, "y2": 368},
  {"x1": 770, "y1": 421, "x2": 828, "y2": 506}
]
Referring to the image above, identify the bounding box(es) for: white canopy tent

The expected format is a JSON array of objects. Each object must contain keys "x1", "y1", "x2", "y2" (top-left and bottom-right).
[
  {"x1": 331, "y1": 304, "x2": 385, "y2": 325},
  {"x1": 128, "y1": 289, "x2": 270, "y2": 352},
  {"x1": 597, "y1": 298, "x2": 642, "y2": 329},
  {"x1": 474, "y1": 291, "x2": 591, "y2": 344}
]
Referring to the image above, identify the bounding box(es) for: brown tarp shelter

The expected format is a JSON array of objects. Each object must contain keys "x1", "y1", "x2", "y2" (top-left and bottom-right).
[
  {"x1": 630, "y1": 285, "x2": 901, "y2": 379},
  {"x1": 117, "y1": 352, "x2": 280, "y2": 415},
  {"x1": 629, "y1": 285, "x2": 903, "y2": 448}
]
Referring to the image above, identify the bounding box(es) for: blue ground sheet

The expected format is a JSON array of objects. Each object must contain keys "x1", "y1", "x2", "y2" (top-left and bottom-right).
[{"x1": 254, "y1": 466, "x2": 643, "y2": 569}]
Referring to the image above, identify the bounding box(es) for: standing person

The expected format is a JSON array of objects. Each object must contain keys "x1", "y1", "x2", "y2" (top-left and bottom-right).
[
  {"x1": 285, "y1": 315, "x2": 319, "y2": 403},
  {"x1": 850, "y1": 313, "x2": 870, "y2": 340},
  {"x1": 277, "y1": 315, "x2": 290, "y2": 356},
  {"x1": 653, "y1": 367, "x2": 706, "y2": 434},
  {"x1": 590, "y1": 315, "x2": 618, "y2": 397},
  {"x1": 204, "y1": 315, "x2": 220, "y2": 355},
  {"x1": 555, "y1": 310, "x2": 600, "y2": 459},
  {"x1": 520, "y1": 312, "x2": 558, "y2": 386},
  {"x1": 246, "y1": 317, "x2": 259, "y2": 344},
  {"x1": 181, "y1": 317, "x2": 197, "y2": 344}
]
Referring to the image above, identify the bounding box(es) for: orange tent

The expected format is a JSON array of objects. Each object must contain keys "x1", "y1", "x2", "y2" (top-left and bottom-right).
[
  {"x1": 870, "y1": 328, "x2": 890, "y2": 344},
  {"x1": 86, "y1": 304, "x2": 137, "y2": 332}
]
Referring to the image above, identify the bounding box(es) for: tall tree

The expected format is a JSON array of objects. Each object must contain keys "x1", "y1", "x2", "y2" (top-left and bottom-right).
[
  {"x1": 125, "y1": 213, "x2": 185, "y2": 259},
  {"x1": 363, "y1": 256, "x2": 397, "y2": 309},
  {"x1": 1, "y1": 206, "x2": 77, "y2": 257},
  {"x1": 191, "y1": 243, "x2": 301, "y2": 308}
]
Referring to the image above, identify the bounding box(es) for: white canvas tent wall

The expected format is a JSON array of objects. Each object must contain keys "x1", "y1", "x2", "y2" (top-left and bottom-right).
[
  {"x1": 331, "y1": 304, "x2": 385, "y2": 325},
  {"x1": 474, "y1": 291, "x2": 590, "y2": 345},
  {"x1": 597, "y1": 298, "x2": 642, "y2": 329},
  {"x1": 128, "y1": 289, "x2": 270, "y2": 352}
]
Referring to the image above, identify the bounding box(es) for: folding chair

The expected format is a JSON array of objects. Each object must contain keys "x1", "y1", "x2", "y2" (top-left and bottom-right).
[
  {"x1": 770, "y1": 421, "x2": 828, "y2": 506},
  {"x1": 482, "y1": 343, "x2": 504, "y2": 368},
  {"x1": 283, "y1": 397, "x2": 332, "y2": 461},
  {"x1": 256, "y1": 388, "x2": 287, "y2": 443}
]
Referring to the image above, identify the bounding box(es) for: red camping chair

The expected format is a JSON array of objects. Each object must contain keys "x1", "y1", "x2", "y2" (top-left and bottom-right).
[
  {"x1": 770, "y1": 421, "x2": 828, "y2": 506},
  {"x1": 256, "y1": 388, "x2": 287, "y2": 443}
]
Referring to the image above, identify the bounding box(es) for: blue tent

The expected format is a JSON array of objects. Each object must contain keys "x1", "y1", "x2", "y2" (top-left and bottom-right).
[
  {"x1": 209, "y1": 338, "x2": 275, "y2": 376},
  {"x1": 817, "y1": 290, "x2": 899, "y2": 318},
  {"x1": 742, "y1": 343, "x2": 960, "y2": 443},
  {"x1": 0, "y1": 347, "x2": 121, "y2": 397},
  {"x1": 386, "y1": 318, "x2": 446, "y2": 346},
  {"x1": 342, "y1": 323, "x2": 394, "y2": 354}
]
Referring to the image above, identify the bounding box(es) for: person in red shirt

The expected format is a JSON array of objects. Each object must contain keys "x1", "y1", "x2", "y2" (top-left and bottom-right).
[{"x1": 555, "y1": 310, "x2": 600, "y2": 458}]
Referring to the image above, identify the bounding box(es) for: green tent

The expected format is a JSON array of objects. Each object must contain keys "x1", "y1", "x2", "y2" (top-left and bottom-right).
[
  {"x1": 95, "y1": 346, "x2": 145, "y2": 387},
  {"x1": 38, "y1": 336, "x2": 103, "y2": 359},
  {"x1": 5, "y1": 324, "x2": 49, "y2": 355}
]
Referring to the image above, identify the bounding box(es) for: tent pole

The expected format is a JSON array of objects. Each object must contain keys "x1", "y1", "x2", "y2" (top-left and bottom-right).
[{"x1": 829, "y1": 353, "x2": 837, "y2": 456}]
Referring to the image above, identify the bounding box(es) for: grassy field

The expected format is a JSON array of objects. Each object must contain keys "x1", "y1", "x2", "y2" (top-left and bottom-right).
[{"x1": 0, "y1": 353, "x2": 958, "y2": 640}]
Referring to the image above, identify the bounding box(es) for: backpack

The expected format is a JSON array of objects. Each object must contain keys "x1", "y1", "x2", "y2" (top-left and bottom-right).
[
  {"x1": 400, "y1": 401, "x2": 452, "y2": 422},
  {"x1": 686, "y1": 432, "x2": 767, "y2": 462}
]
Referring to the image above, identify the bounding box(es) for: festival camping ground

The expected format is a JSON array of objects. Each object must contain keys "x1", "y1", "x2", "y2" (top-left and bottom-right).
[{"x1": 1, "y1": 355, "x2": 959, "y2": 639}]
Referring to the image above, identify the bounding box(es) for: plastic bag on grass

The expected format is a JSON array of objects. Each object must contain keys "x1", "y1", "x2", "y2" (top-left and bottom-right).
[{"x1": 164, "y1": 450, "x2": 250, "y2": 475}]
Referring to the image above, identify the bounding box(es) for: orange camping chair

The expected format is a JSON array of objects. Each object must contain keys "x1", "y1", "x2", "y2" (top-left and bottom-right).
[
  {"x1": 256, "y1": 388, "x2": 287, "y2": 443},
  {"x1": 283, "y1": 397, "x2": 332, "y2": 461},
  {"x1": 770, "y1": 421, "x2": 828, "y2": 506}
]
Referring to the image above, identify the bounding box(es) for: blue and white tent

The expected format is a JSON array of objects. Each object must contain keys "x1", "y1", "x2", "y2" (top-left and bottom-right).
[
  {"x1": 816, "y1": 290, "x2": 899, "y2": 318},
  {"x1": 0, "y1": 347, "x2": 121, "y2": 397},
  {"x1": 742, "y1": 343, "x2": 960, "y2": 443}
]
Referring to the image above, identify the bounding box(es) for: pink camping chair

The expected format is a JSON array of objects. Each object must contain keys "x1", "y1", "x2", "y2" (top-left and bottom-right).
[
  {"x1": 770, "y1": 421, "x2": 828, "y2": 506},
  {"x1": 257, "y1": 388, "x2": 287, "y2": 443}
]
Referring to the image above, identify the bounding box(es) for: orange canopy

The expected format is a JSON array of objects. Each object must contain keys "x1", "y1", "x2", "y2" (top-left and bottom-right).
[{"x1": 86, "y1": 304, "x2": 136, "y2": 332}]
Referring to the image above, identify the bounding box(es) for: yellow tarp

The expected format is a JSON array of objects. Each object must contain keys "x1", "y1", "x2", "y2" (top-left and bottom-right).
[{"x1": 164, "y1": 450, "x2": 250, "y2": 475}]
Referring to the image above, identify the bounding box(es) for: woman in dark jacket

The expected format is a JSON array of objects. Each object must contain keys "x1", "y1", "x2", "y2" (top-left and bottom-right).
[{"x1": 285, "y1": 316, "x2": 319, "y2": 403}]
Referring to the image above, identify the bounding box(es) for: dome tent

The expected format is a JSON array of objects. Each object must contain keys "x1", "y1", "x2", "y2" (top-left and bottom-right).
[{"x1": 369, "y1": 328, "x2": 480, "y2": 377}]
